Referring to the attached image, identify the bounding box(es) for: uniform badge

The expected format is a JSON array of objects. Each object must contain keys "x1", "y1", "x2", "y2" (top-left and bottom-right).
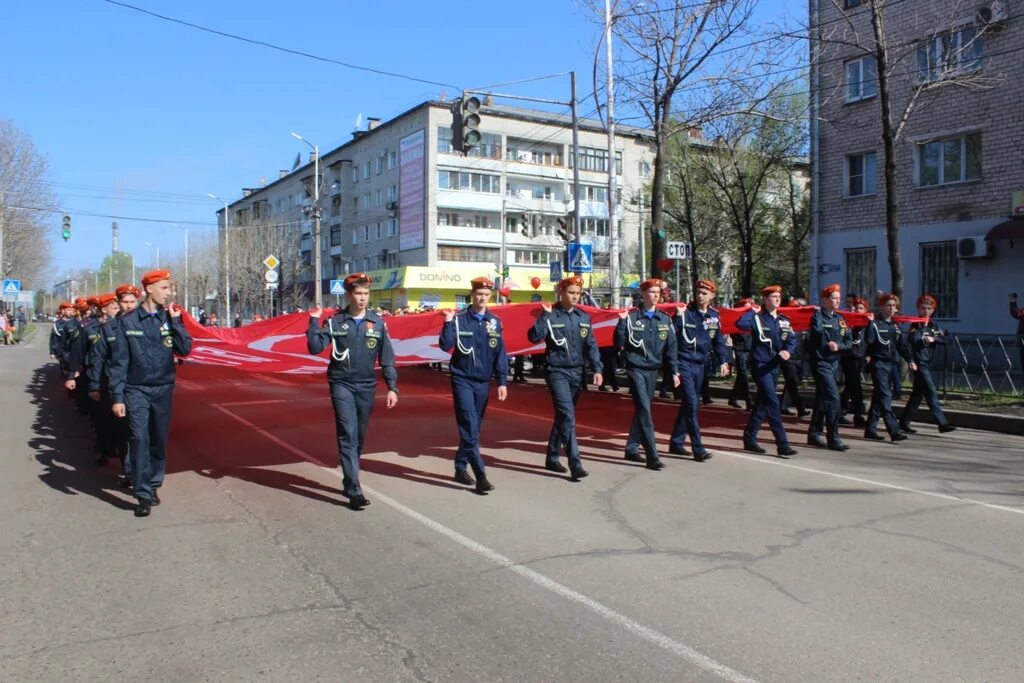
[
  {"x1": 367, "y1": 338, "x2": 377, "y2": 349},
  {"x1": 488, "y1": 338, "x2": 498, "y2": 348},
  {"x1": 580, "y1": 328, "x2": 589, "y2": 337},
  {"x1": 163, "y1": 336, "x2": 173, "y2": 347},
  {"x1": 341, "y1": 323, "x2": 349, "y2": 331},
  {"x1": 839, "y1": 318, "x2": 848, "y2": 333},
  {"x1": 659, "y1": 331, "x2": 668, "y2": 340}
]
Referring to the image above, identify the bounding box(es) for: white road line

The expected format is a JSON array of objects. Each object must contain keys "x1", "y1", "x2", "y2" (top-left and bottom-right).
[{"x1": 211, "y1": 403, "x2": 760, "y2": 683}]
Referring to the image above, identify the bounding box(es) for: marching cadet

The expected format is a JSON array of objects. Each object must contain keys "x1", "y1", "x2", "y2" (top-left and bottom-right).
[
  {"x1": 107, "y1": 270, "x2": 192, "y2": 517},
  {"x1": 840, "y1": 296, "x2": 869, "y2": 427},
  {"x1": 438, "y1": 276, "x2": 507, "y2": 493},
  {"x1": 669, "y1": 279, "x2": 729, "y2": 462},
  {"x1": 779, "y1": 298, "x2": 809, "y2": 418},
  {"x1": 307, "y1": 273, "x2": 398, "y2": 510},
  {"x1": 863, "y1": 293, "x2": 909, "y2": 442},
  {"x1": 105, "y1": 284, "x2": 141, "y2": 483},
  {"x1": 615, "y1": 278, "x2": 678, "y2": 469},
  {"x1": 899, "y1": 295, "x2": 957, "y2": 435},
  {"x1": 65, "y1": 293, "x2": 110, "y2": 460},
  {"x1": 49, "y1": 302, "x2": 74, "y2": 364},
  {"x1": 806, "y1": 284, "x2": 853, "y2": 451},
  {"x1": 527, "y1": 276, "x2": 603, "y2": 481},
  {"x1": 728, "y1": 297, "x2": 755, "y2": 410},
  {"x1": 66, "y1": 298, "x2": 92, "y2": 413},
  {"x1": 735, "y1": 285, "x2": 799, "y2": 458},
  {"x1": 81, "y1": 293, "x2": 121, "y2": 465}
]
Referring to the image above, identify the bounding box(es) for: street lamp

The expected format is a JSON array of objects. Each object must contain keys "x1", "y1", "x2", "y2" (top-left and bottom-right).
[
  {"x1": 290, "y1": 132, "x2": 323, "y2": 308},
  {"x1": 145, "y1": 241, "x2": 160, "y2": 269},
  {"x1": 208, "y1": 193, "x2": 232, "y2": 323},
  {"x1": 170, "y1": 223, "x2": 190, "y2": 312}
]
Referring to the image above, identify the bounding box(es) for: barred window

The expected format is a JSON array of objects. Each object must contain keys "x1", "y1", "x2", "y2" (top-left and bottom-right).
[
  {"x1": 920, "y1": 241, "x2": 958, "y2": 318},
  {"x1": 844, "y1": 247, "x2": 876, "y2": 302}
]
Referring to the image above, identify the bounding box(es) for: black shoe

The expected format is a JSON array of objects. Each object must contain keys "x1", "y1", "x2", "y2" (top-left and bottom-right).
[
  {"x1": 454, "y1": 469, "x2": 475, "y2": 486},
  {"x1": 599, "y1": 386, "x2": 610, "y2": 392},
  {"x1": 781, "y1": 408, "x2": 794, "y2": 416},
  {"x1": 702, "y1": 398, "x2": 713, "y2": 405},
  {"x1": 839, "y1": 417, "x2": 852, "y2": 426},
  {"x1": 728, "y1": 399, "x2": 740, "y2": 408},
  {"x1": 151, "y1": 492, "x2": 161, "y2": 506},
  {"x1": 659, "y1": 391, "x2": 672, "y2": 399},
  {"x1": 744, "y1": 442, "x2": 766, "y2": 455},
  {"x1": 853, "y1": 416, "x2": 867, "y2": 427},
  {"x1": 94, "y1": 453, "x2": 110, "y2": 466},
  {"x1": 900, "y1": 425, "x2": 918, "y2": 434},
  {"x1": 134, "y1": 500, "x2": 151, "y2": 517},
  {"x1": 119, "y1": 477, "x2": 133, "y2": 489},
  {"x1": 828, "y1": 442, "x2": 851, "y2": 452},
  {"x1": 475, "y1": 476, "x2": 495, "y2": 493},
  {"x1": 668, "y1": 444, "x2": 690, "y2": 456},
  {"x1": 864, "y1": 431, "x2": 886, "y2": 441},
  {"x1": 745, "y1": 403, "x2": 754, "y2": 411},
  {"x1": 611, "y1": 386, "x2": 619, "y2": 392},
  {"x1": 349, "y1": 494, "x2": 371, "y2": 509},
  {"x1": 569, "y1": 466, "x2": 589, "y2": 481},
  {"x1": 807, "y1": 436, "x2": 827, "y2": 448},
  {"x1": 624, "y1": 451, "x2": 644, "y2": 463},
  {"x1": 777, "y1": 446, "x2": 797, "y2": 458},
  {"x1": 891, "y1": 433, "x2": 908, "y2": 442},
  {"x1": 545, "y1": 461, "x2": 568, "y2": 474},
  {"x1": 693, "y1": 450, "x2": 713, "y2": 462},
  {"x1": 938, "y1": 424, "x2": 957, "y2": 433},
  {"x1": 645, "y1": 459, "x2": 665, "y2": 471},
  {"x1": 798, "y1": 409, "x2": 810, "y2": 418}
]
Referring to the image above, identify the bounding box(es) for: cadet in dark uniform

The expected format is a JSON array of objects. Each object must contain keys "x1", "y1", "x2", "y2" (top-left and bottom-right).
[
  {"x1": 108, "y1": 270, "x2": 192, "y2": 517},
  {"x1": 78, "y1": 292, "x2": 120, "y2": 465},
  {"x1": 527, "y1": 276, "x2": 603, "y2": 481},
  {"x1": 92, "y1": 284, "x2": 140, "y2": 484},
  {"x1": 779, "y1": 298, "x2": 809, "y2": 418},
  {"x1": 670, "y1": 279, "x2": 729, "y2": 462},
  {"x1": 735, "y1": 285, "x2": 798, "y2": 458},
  {"x1": 806, "y1": 284, "x2": 853, "y2": 451},
  {"x1": 840, "y1": 296, "x2": 869, "y2": 427},
  {"x1": 899, "y1": 295, "x2": 957, "y2": 435},
  {"x1": 49, "y1": 301, "x2": 74, "y2": 364},
  {"x1": 863, "y1": 293, "x2": 909, "y2": 442},
  {"x1": 728, "y1": 297, "x2": 755, "y2": 410},
  {"x1": 307, "y1": 273, "x2": 398, "y2": 509},
  {"x1": 615, "y1": 278, "x2": 678, "y2": 469},
  {"x1": 439, "y1": 276, "x2": 507, "y2": 493}
]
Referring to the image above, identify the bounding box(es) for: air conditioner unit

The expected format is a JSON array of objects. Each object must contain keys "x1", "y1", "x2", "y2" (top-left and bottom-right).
[
  {"x1": 976, "y1": 1, "x2": 1008, "y2": 30},
  {"x1": 957, "y1": 235, "x2": 993, "y2": 258}
]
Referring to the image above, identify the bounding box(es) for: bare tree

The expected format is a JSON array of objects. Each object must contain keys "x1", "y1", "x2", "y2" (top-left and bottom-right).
[{"x1": 0, "y1": 118, "x2": 56, "y2": 287}]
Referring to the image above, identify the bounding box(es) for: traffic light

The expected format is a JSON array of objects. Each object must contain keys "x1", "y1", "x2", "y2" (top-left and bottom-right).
[
  {"x1": 556, "y1": 211, "x2": 576, "y2": 243},
  {"x1": 61, "y1": 215, "x2": 71, "y2": 241},
  {"x1": 451, "y1": 96, "x2": 483, "y2": 154}
]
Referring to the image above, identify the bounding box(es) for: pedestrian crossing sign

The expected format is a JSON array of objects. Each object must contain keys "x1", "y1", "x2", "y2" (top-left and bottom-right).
[
  {"x1": 567, "y1": 243, "x2": 593, "y2": 273},
  {"x1": 2, "y1": 279, "x2": 20, "y2": 294},
  {"x1": 329, "y1": 279, "x2": 345, "y2": 295}
]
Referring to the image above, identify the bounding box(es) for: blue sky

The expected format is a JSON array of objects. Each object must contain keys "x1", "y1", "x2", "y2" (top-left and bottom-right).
[{"x1": 1, "y1": 0, "x2": 793, "y2": 282}]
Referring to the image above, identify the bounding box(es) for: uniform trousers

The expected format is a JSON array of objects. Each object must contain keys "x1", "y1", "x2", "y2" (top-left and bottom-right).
[
  {"x1": 808, "y1": 361, "x2": 842, "y2": 446},
  {"x1": 671, "y1": 360, "x2": 707, "y2": 453},
  {"x1": 125, "y1": 383, "x2": 175, "y2": 503},
  {"x1": 900, "y1": 366, "x2": 948, "y2": 428},
  {"x1": 451, "y1": 376, "x2": 490, "y2": 476},
  {"x1": 730, "y1": 351, "x2": 752, "y2": 407},
  {"x1": 544, "y1": 366, "x2": 584, "y2": 468},
  {"x1": 866, "y1": 360, "x2": 900, "y2": 436},
  {"x1": 840, "y1": 356, "x2": 865, "y2": 418},
  {"x1": 624, "y1": 367, "x2": 659, "y2": 461},
  {"x1": 744, "y1": 364, "x2": 790, "y2": 448},
  {"x1": 329, "y1": 380, "x2": 376, "y2": 497}
]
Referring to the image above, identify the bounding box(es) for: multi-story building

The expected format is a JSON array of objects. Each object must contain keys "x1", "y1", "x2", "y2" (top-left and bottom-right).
[
  {"x1": 218, "y1": 100, "x2": 656, "y2": 310},
  {"x1": 809, "y1": 0, "x2": 1024, "y2": 335}
]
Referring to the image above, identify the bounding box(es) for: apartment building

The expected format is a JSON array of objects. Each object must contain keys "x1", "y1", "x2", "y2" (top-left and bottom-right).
[
  {"x1": 218, "y1": 100, "x2": 655, "y2": 310},
  {"x1": 809, "y1": 0, "x2": 1024, "y2": 335}
]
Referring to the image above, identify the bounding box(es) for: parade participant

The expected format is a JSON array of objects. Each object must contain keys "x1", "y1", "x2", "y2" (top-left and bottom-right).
[
  {"x1": 899, "y1": 295, "x2": 956, "y2": 435},
  {"x1": 806, "y1": 284, "x2": 853, "y2": 451},
  {"x1": 102, "y1": 284, "x2": 141, "y2": 483},
  {"x1": 108, "y1": 270, "x2": 192, "y2": 517},
  {"x1": 49, "y1": 302, "x2": 74, "y2": 363},
  {"x1": 439, "y1": 277, "x2": 507, "y2": 493},
  {"x1": 735, "y1": 285, "x2": 798, "y2": 458},
  {"x1": 864, "y1": 293, "x2": 909, "y2": 442},
  {"x1": 728, "y1": 297, "x2": 756, "y2": 410},
  {"x1": 527, "y1": 276, "x2": 603, "y2": 481},
  {"x1": 780, "y1": 298, "x2": 809, "y2": 418},
  {"x1": 83, "y1": 293, "x2": 120, "y2": 465},
  {"x1": 307, "y1": 273, "x2": 398, "y2": 509},
  {"x1": 615, "y1": 278, "x2": 678, "y2": 469},
  {"x1": 65, "y1": 298, "x2": 91, "y2": 412},
  {"x1": 669, "y1": 279, "x2": 729, "y2": 462},
  {"x1": 840, "y1": 296, "x2": 869, "y2": 426}
]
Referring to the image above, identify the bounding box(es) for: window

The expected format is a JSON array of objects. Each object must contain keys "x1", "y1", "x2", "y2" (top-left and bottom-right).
[
  {"x1": 454, "y1": 295, "x2": 469, "y2": 308},
  {"x1": 532, "y1": 185, "x2": 553, "y2": 200},
  {"x1": 352, "y1": 166, "x2": 359, "y2": 183},
  {"x1": 363, "y1": 225, "x2": 370, "y2": 242},
  {"x1": 916, "y1": 133, "x2": 981, "y2": 186},
  {"x1": 638, "y1": 161, "x2": 651, "y2": 177},
  {"x1": 387, "y1": 150, "x2": 398, "y2": 169},
  {"x1": 387, "y1": 185, "x2": 397, "y2": 202},
  {"x1": 467, "y1": 133, "x2": 502, "y2": 160},
  {"x1": 844, "y1": 0, "x2": 861, "y2": 8},
  {"x1": 363, "y1": 193, "x2": 371, "y2": 209},
  {"x1": 844, "y1": 248, "x2": 875, "y2": 301},
  {"x1": 578, "y1": 185, "x2": 608, "y2": 203},
  {"x1": 437, "y1": 170, "x2": 500, "y2": 193},
  {"x1": 376, "y1": 222, "x2": 382, "y2": 239},
  {"x1": 437, "y1": 127, "x2": 453, "y2": 154},
  {"x1": 845, "y1": 55, "x2": 877, "y2": 101},
  {"x1": 387, "y1": 218, "x2": 397, "y2": 236},
  {"x1": 331, "y1": 257, "x2": 343, "y2": 277},
  {"x1": 375, "y1": 157, "x2": 383, "y2": 175},
  {"x1": 437, "y1": 245, "x2": 500, "y2": 262},
  {"x1": 352, "y1": 228, "x2": 359, "y2": 245},
  {"x1": 438, "y1": 212, "x2": 497, "y2": 229},
  {"x1": 362, "y1": 162, "x2": 371, "y2": 179},
  {"x1": 917, "y1": 27, "x2": 984, "y2": 83},
  {"x1": 330, "y1": 225, "x2": 342, "y2": 246},
  {"x1": 846, "y1": 152, "x2": 877, "y2": 197},
  {"x1": 515, "y1": 249, "x2": 560, "y2": 265},
  {"x1": 375, "y1": 189, "x2": 383, "y2": 207},
  {"x1": 571, "y1": 147, "x2": 623, "y2": 174},
  {"x1": 920, "y1": 242, "x2": 958, "y2": 318}
]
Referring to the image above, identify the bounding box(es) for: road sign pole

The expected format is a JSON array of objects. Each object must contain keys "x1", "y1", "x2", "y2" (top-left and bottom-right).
[{"x1": 675, "y1": 261, "x2": 680, "y2": 302}]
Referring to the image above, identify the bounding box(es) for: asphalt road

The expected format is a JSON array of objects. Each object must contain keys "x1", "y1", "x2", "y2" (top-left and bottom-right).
[{"x1": 3, "y1": 333, "x2": 1023, "y2": 682}]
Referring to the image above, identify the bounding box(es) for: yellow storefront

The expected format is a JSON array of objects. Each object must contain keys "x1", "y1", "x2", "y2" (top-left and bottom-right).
[{"x1": 351, "y1": 265, "x2": 559, "y2": 310}]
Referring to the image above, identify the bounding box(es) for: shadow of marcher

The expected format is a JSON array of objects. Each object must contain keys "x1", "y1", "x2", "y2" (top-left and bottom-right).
[{"x1": 26, "y1": 364, "x2": 135, "y2": 511}]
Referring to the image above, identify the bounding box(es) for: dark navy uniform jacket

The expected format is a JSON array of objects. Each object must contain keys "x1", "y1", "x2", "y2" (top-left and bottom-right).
[
  {"x1": 527, "y1": 304, "x2": 603, "y2": 372},
  {"x1": 807, "y1": 309, "x2": 853, "y2": 364},
  {"x1": 86, "y1": 318, "x2": 118, "y2": 392},
  {"x1": 307, "y1": 309, "x2": 398, "y2": 391},
  {"x1": 864, "y1": 318, "x2": 909, "y2": 363},
  {"x1": 614, "y1": 307, "x2": 677, "y2": 373},
  {"x1": 735, "y1": 309, "x2": 797, "y2": 368},
  {"x1": 439, "y1": 309, "x2": 509, "y2": 385},
  {"x1": 49, "y1": 318, "x2": 71, "y2": 357},
  {"x1": 904, "y1": 320, "x2": 945, "y2": 366},
  {"x1": 107, "y1": 306, "x2": 193, "y2": 404},
  {"x1": 66, "y1": 317, "x2": 102, "y2": 379},
  {"x1": 675, "y1": 304, "x2": 729, "y2": 366}
]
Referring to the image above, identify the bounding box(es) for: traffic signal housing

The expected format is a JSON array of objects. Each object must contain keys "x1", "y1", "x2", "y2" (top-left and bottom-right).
[
  {"x1": 450, "y1": 96, "x2": 483, "y2": 154},
  {"x1": 61, "y1": 215, "x2": 71, "y2": 241}
]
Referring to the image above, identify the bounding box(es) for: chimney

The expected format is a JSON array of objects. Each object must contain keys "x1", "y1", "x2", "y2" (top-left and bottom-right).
[
  {"x1": 367, "y1": 117, "x2": 381, "y2": 130},
  {"x1": 688, "y1": 126, "x2": 702, "y2": 141},
  {"x1": 279, "y1": 170, "x2": 288, "y2": 179},
  {"x1": 112, "y1": 221, "x2": 119, "y2": 254},
  {"x1": 309, "y1": 152, "x2": 317, "y2": 163},
  {"x1": 242, "y1": 188, "x2": 252, "y2": 198}
]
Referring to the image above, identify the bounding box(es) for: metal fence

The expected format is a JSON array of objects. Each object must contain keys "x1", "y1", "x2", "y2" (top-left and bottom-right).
[{"x1": 930, "y1": 334, "x2": 1023, "y2": 397}]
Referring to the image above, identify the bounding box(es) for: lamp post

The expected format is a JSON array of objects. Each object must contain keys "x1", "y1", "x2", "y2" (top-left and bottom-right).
[
  {"x1": 208, "y1": 193, "x2": 232, "y2": 323},
  {"x1": 145, "y1": 241, "x2": 160, "y2": 269},
  {"x1": 170, "y1": 223, "x2": 190, "y2": 312},
  {"x1": 290, "y1": 132, "x2": 322, "y2": 308}
]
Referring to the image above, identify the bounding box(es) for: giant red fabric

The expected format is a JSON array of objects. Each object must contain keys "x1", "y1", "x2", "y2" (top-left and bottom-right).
[{"x1": 179, "y1": 304, "x2": 924, "y2": 373}]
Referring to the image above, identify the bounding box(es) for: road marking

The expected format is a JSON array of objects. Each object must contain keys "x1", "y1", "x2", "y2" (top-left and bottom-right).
[{"x1": 212, "y1": 403, "x2": 760, "y2": 683}]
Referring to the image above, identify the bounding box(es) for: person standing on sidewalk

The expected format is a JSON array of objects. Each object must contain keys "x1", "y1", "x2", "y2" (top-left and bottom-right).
[{"x1": 900, "y1": 295, "x2": 957, "y2": 435}]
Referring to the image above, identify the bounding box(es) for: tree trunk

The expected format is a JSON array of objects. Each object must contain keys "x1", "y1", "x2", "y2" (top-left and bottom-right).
[{"x1": 650, "y1": 106, "x2": 668, "y2": 278}]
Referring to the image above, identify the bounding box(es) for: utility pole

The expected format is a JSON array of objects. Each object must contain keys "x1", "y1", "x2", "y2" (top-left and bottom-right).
[
  {"x1": 605, "y1": 0, "x2": 620, "y2": 306},
  {"x1": 209, "y1": 194, "x2": 232, "y2": 323},
  {"x1": 570, "y1": 72, "x2": 582, "y2": 255},
  {"x1": 291, "y1": 133, "x2": 323, "y2": 308},
  {"x1": 0, "y1": 190, "x2": 5, "y2": 280}
]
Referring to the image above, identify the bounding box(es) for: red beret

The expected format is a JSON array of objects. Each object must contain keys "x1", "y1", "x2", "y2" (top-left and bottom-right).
[
  {"x1": 696, "y1": 279, "x2": 717, "y2": 294},
  {"x1": 344, "y1": 272, "x2": 371, "y2": 292},
  {"x1": 854, "y1": 297, "x2": 870, "y2": 309},
  {"x1": 59, "y1": 301, "x2": 72, "y2": 310},
  {"x1": 738, "y1": 297, "x2": 755, "y2": 306},
  {"x1": 115, "y1": 284, "x2": 140, "y2": 299},
  {"x1": 86, "y1": 296, "x2": 101, "y2": 308},
  {"x1": 97, "y1": 293, "x2": 117, "y2": 307},
  {"x1": 558, "y1": 276, "x2": 583, "y2": 290},
  {"x1": 878, "y1": 292, "x2": 899, "y2": 306},
  {"x1": 470, "y1": 277, "x2": 494, "y2": 290},
  {"x1": 141, "y1": 269, "x2": 171, "y2": 287},
  {"x1": 638, "y1": 278, "x2": 665, "y2": 292},
  {"x1": 73, "y1": 299, "x2": 89, "y2": 312},
  {"x1": 761, "y1": 285, "x2": 782, "y2": 297},
  {"x1": 821, "y1": 283, "x2": 841, "y2": 298},
  {"x1": 917, "y1": 294, "x2": 937, "y2": 308}
]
